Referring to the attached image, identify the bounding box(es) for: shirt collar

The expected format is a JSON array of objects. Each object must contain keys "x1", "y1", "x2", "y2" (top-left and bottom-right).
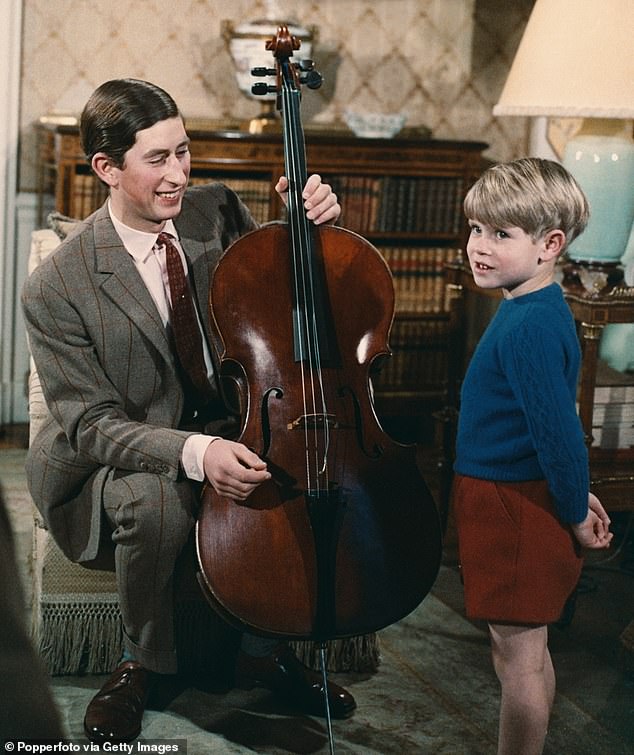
[{"x1": 108, "y1": 201, "x2": 179, "y2": 263}]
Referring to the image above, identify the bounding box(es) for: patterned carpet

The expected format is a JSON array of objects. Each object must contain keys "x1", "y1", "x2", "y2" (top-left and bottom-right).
[{"x1": 1, "y1": 447, "x2": 633, "y2": 753}]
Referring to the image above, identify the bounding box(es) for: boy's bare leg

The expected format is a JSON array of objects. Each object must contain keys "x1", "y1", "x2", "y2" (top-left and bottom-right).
[{"x1": 489, "y1": 623, "x2": 554, "y2": 755}]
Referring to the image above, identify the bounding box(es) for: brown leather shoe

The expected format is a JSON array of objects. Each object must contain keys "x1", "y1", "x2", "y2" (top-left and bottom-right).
[
  {"x1": 235, "y1": 644, "x2": 356, "y2": 719},
  {"x1": 83, "y1": 661, "x2": 150, "y2": 743}
]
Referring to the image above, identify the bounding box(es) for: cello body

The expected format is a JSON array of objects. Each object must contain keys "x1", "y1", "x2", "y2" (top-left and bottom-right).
[
  {"x1": 196, "y1": 25, "x2": 442, "y2": 642},
  {"x1": 196, "y1": 223, "x2": 442, "y2": 639}
]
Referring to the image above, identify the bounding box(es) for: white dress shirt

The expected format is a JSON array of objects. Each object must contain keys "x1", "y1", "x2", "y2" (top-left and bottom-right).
[{"x1": 109, "y1": 204, "x2": 216, "y2": 481}]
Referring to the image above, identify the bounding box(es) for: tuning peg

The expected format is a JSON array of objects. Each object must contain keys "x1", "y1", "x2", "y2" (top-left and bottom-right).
[
  {"x1": 297, "y1": 59, "x2": 315, "y2": 72},
  {"x1": 300, "y1": 70, "x2": 323, "y2": 90},
  {"x1": 251, "y1": 67, "x2": 277, "y2": 77},
  {"x1": 251, "y1": 82, "x2": 277, "y2": 96}
]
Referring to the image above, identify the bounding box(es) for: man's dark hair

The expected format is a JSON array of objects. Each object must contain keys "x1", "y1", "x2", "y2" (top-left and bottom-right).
[{"x1": 80, "y1": 78, "x2": 180, "y2": 168}]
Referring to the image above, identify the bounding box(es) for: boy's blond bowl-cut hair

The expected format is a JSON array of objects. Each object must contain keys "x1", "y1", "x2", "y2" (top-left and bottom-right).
[{"x1": 464, "y1": 157, "x2": 590, "y2": 251}]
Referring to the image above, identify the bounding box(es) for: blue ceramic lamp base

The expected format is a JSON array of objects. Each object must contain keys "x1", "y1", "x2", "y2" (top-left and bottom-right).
[
  {"x1": 564, "y1": 119, "x2": 634, "y2": 264},
  {"x1": 598, "y1": 223, "x2": 634, "y2": 373},
  {"x1": 562, "y1": 119, "x2": 634, "y2": 372}
]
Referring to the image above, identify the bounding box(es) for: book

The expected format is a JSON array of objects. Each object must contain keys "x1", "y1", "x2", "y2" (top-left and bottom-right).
[
  {"x1": 592, "y1": 360, "x2": 634, "y2": 403},
  {"x1": 591, "y1": 424, "x2": 634, "y2": 449},
  {"x1": 189, "y1": 175, "x2": 271, "y2": 224},
  {"x1": 377, "y1": 246, "x2": 452, "y2": 314},
  {"x1": 584, "y1": 359, "x2": 634, "y2": 448}
]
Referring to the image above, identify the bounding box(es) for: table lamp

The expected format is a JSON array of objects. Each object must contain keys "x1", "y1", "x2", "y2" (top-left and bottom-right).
[{"x1": 493, "y1": 0, "x2": 634, "y2": 268}]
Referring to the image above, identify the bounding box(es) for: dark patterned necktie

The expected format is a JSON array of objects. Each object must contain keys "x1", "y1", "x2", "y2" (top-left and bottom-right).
[{"x1": 157, "y1": 232, "x2": 212, "y2": 400}]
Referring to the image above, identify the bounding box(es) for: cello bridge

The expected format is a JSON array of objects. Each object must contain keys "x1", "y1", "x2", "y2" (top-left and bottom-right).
[{"x1": 287, "y1": 413, "x2": 342, "y2": 431}]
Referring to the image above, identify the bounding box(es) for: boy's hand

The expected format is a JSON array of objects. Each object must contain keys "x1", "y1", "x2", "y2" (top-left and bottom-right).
[{"x1": 571, "y1": 493, "x2": 613, "y2": 549}]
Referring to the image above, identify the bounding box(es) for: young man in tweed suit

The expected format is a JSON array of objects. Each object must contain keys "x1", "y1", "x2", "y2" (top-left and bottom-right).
[{"x1": 22, "y1": 78, "x2": 355, "y2": 743}]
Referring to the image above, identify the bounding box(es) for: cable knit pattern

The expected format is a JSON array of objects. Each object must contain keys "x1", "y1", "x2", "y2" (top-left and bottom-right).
[{"x1": 455, "y1": 283, "x2": 589, "y2": 524}]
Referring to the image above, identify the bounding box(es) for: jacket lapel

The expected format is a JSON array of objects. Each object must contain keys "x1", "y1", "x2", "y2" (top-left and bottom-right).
[{"x1": 90, "y1": 207, "x2": 176, "y2": 371}]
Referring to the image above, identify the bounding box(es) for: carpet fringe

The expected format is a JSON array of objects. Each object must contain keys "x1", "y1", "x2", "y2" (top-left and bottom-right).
[
  {"x1": 37, "y1": 595, "x2": 122, "y2": 675},
  {"x1": 35, "y1": 595, "x2": 381, "y2": 676}
]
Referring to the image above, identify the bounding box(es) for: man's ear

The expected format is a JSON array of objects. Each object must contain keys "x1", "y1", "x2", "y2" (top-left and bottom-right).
[
  {"x1": 91, "y1": 153, "x2": 120, "y2": 188},
  {"x1": 539, "y1": 229, "x2": 566, "y2": 263}
]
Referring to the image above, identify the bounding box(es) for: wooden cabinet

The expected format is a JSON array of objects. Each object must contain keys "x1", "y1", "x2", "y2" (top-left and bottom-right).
[
  {"x1": 560, "y1": 264, "x2": 634, "y2": 513},
  {"x1": 36, "y1": 118, "x2": 486, "y2": 433}
]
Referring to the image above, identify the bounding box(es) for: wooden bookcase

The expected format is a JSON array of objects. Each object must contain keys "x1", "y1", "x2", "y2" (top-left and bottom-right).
[{"x1": 36, "y1": 118, "x2": 486, "y2": 435}]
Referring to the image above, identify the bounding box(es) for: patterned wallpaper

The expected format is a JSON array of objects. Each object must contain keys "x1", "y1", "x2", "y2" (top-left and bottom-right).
[{"x1": 19, "y1": 0, "x2": 534, "y2": 192}]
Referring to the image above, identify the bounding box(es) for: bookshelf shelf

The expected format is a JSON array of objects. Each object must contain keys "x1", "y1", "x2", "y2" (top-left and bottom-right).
[{"x1": 36, "y1": 118, "x2": 486, "y2": 434}]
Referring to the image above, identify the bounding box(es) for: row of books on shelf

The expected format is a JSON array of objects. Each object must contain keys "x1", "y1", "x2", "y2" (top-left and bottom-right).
[
  {"x1": 190, "y1": 175, "x2": 271, "y2": 225},
  {"x1": 68, "y1": 173, "x2": 273, "y2": 224},
  {"x1": 591, "y1": 423, "x2": 634, "y2": 449},
  {"x1": 68, "y1": 170, "x2": 464, "y2": 239},
  {"x1": 374, "y1": 318, "x2": 451, "y2": 392},
  {"x1": 377, "y1": 246, "x2": 454, "y2": 313},
  {"x1": 589, "y1": 405, "x2": 634, "y2": 449},
  {"x1": 592, "y1": 390, "x2": 634, "y2": 448},
  {"x1": 69, "y1": 173, "x2": 108, "y2": 218},
  {"x1": 585, "y1": 361, "x2": 634, "y2": 449},
  {"x1": 327, "y1": 175, "x2": 464, "y2": 235}
]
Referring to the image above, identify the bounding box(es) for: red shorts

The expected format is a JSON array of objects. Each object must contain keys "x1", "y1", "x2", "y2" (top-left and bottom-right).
[{"x1": 452, "y1": 474, "x2": 583, "y2": 624}]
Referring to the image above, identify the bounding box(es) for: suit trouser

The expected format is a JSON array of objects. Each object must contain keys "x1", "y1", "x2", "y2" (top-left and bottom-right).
[
  {"x1": 102, "y1": 469, "x2": 196, "y2": 674},
  {"x1": 101, "y1": 469, "x2": 278, "y2": 675}
]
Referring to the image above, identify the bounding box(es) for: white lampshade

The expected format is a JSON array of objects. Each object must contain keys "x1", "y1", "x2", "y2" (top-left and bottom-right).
[
  {"x1": 493, "y1": 0, "x2": 634, "y2": 266},
  {"x1": 494, "y1": 0, "x2": 634, "y2": 118}
]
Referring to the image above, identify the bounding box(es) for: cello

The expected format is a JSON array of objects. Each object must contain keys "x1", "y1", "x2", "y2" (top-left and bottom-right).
[{"x1": 196, "y1": 21, "x2": 442, "y2": 722}]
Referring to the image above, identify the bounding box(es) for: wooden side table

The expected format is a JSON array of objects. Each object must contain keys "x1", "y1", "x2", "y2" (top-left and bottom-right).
[{"x1": 561, "y1": 263, "x2": 634, "y2": 512}]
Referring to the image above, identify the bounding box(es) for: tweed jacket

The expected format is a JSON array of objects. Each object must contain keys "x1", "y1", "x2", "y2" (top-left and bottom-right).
[{"x1": 22, "y1": 183, "x2": 257, "y2": 563}]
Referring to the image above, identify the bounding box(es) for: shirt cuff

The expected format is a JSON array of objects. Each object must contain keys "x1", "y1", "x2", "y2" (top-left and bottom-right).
[{"x1": 181, "y1": 433, "x2": 219, "y2": 481}]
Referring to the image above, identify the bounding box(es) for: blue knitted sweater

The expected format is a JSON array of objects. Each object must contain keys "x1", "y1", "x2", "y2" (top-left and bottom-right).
[{"x1": 454, "y1": 283, "x2": 589, "y2": 524}]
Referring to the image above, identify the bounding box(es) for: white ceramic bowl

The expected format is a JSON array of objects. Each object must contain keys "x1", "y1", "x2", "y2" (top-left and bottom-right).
[{"x1": 343, "y1": 111, "x2": 406, "y2": 139}]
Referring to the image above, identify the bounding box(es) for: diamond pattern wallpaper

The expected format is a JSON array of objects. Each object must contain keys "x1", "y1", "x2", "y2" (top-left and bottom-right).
[{"x1": 19, "y1": 0, "x2": 535, "y2": 191}]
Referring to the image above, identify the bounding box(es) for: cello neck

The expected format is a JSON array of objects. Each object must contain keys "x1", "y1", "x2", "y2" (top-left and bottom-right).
[
  {"x1": 280, "y1": 58, "x2": 310, "y2": 244},
  {"x1": 274, "y1": 42, "x2": 331, "y2": 366}
]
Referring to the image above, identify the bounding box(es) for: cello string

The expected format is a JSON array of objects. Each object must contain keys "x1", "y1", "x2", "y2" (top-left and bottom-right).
[
  {"x1": 286, "y1": 87, "x2": 325, "y2": 482},
  {"x1": 319, "y1": 643, "x2": 336, "y2": 754},
  {"x1": 282, "y1": 80, "x2": 325, "y2": 491},
  {"x1": 282, "y1": 76, "x2": 330, "y2": 490},
  {"x1": 283, "y1": 72, "x2": 335, "y2": 748},
  {"x1": 294, "y1": 90, "x2": 331, "y2": 484},
  {"x1": 283, "y1": 74, "x2": 331, "y2": 484},
  {"x1": 281, "y1": 83, "x2": 313, "y2": 490}
]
